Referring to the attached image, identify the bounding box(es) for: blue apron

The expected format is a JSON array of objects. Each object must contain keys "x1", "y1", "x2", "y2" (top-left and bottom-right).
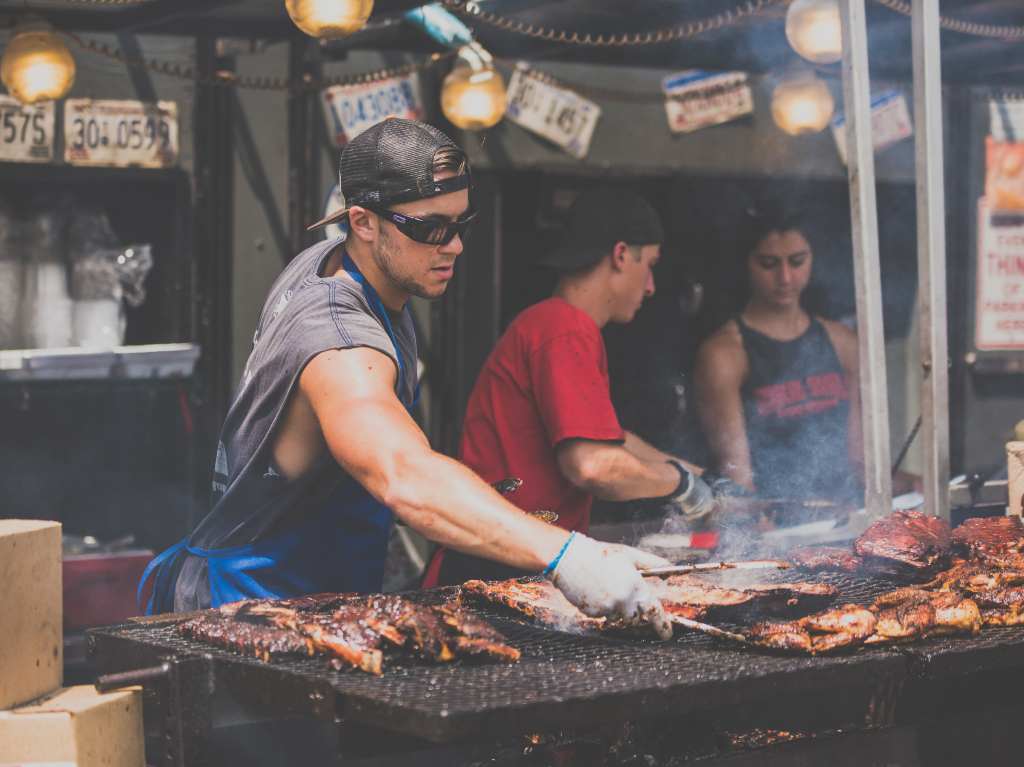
[{"x1": 140, "y1": 254, "x2": 418, "y2": 614}]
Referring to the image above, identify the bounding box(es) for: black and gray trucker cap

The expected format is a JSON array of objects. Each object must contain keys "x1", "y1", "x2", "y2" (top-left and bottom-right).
[{"x1": 308, "y1": 117, "x2": 470, "y2": 230}]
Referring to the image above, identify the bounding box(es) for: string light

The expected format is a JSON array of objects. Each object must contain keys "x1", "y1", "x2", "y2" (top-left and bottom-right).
[
  {"x1": 285, "y1": 0, "x2": 374, "y2": 39},
  {"x1": 771, "y1": 70, "x2": 835, "y2": 135},
  {"x1": 441, "y1": 42, "x2": 507, "y2": 130},
  {"x1": 1, "y1": 18, "x2": 76, "y2": 104},
  {"x1": 785, "y1": 0, "x2": 843, "y2": 64}
]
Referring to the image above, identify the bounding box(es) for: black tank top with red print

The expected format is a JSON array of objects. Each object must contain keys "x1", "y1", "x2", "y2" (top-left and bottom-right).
[{"x1": 736, "y1": 316, "x2": 857, "y2": 503}]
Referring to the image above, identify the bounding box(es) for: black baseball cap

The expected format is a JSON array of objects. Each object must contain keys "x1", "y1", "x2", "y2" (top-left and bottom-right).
[
  {"x1": 308, "y1": 117, "x2": 470, "y2": 230},
  {"x1": 538, "y1": 188, "x2": 665, "y2": 273}
]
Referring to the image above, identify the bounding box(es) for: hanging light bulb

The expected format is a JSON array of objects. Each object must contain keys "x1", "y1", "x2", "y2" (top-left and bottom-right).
[
  {"x1": 285, "y1": 0, "x2": 374, "y2": 39},
  {"x1": 785, "y1": 0, "x2": 843, "y2": 65},
  {"x1": 1, "y1": 18, "x2": 76, "y2": 105},
  {"x1": 441, "y1": 43, "x2": 507, "y2": 131},
  {"x1": 771, "y1": 71, "x2": 835, "y2": 136}
]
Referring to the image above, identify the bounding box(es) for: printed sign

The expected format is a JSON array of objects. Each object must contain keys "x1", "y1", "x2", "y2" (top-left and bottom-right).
[
  {"x1": 831, "y1": 90, "x2": 912, "y2": 165},
  {"x1": 321, "y1": 73, "x2": 423, "y2": 147},
  {"x1": 975, "y1": 198, "x2": 1024, "y2": 350},
  {"x1": 661, "y1": 70, "x2": 753, "y2": 134},
  {"x1": 505, "y1": 66, "x2": 601, "y2": 159},
  {"x1": 986, "y1": 136, "x2": 1024, "y2": 211},
  {"x1": 0, "y1": 96, "x2": 54, "y2": 163},
  {"x1": 990, "y1": 99, "x2": 1024, "y2": 143},
  {"x1": 64, "y1": 99, "x2": 178, "y2": 167}
]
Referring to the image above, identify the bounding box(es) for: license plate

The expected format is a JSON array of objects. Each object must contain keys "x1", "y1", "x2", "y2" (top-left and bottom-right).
[
  {"x1": 505, "y1": 67, "x2": 601, "y2": 159},
  {"x1": 0, "y1": 96, "x2": 55, "y2": 164},
  {"x1": 64, "y1": 98, "x2": 178, "y2": 168},
  {"x1": 831, "y1": 90, "x2": 912, "y2": 165},
  {"x1": 321, "y1": 73, "x2": 423, "y2": 146},
  {"x1": 662, "y1": 70, "x2": 753, "y2": 134}
]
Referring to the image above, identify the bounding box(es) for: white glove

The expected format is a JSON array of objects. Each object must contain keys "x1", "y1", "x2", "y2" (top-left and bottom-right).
[{"x1": 550, "y1": 533, "x2": 673, "y2": 640}]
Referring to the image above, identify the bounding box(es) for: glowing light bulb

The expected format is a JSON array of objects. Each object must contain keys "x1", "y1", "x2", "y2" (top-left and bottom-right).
[
  {"x1": 285, "y1": 0, "x2": 374, "y2": 39},
  {"x1": 785, "y1": 0, "x2": 843, "y2": 65},
  {"x1": 771, "y1": 72, "x2": 835, "y2": 136},
  {"x1": 441, "y1": 44, "x2": 506, "y2": 131},
  {"x1": 1, "y1": 19, "x2": 76, "y2": 105}
]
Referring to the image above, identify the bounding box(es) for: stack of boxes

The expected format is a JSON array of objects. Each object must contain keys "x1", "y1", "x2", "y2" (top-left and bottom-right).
[{"x1": 0, "y1": 520, "x2": 144, "y2": 767}]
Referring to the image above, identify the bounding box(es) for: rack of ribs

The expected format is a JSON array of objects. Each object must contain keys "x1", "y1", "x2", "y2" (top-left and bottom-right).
[
  {"x1": 461, "y1": 579, "x2": 607, "y2": 632},
  {"x1": 853, "y1": 510, "x2": 952, "y2": 579},
  {"x1": 461, "y1": 576, "x2": 837, "y2": 634},
  {"x1": 178, "y1": 593, "x2": 520, "y2": 675},
  {"x1": 951, "y1": 516, "x2": 1024, "y2": 569},
  {"x1": 789, "y1": 546, "x2": 863, "y2": 573}
]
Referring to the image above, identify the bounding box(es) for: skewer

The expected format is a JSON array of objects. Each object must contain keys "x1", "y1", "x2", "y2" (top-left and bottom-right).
[
  {"x1": 669, "y1": 614, "x2": 748, "y2": 644},
  {"x1": 642, "y1": 559, "x2": 790, "y2": 578}
]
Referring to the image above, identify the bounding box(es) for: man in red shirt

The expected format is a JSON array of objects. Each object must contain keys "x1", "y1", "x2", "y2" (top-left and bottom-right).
[{"x1": 424, "y1": 188, "x2": 717, "y2": 586}]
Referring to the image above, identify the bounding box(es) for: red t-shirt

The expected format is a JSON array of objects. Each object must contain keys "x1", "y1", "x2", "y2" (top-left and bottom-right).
[
  {"x1": 421, "y1": 298, "x2": 624, "y2": 588},
  {"x1": 461, "y1": 297, "x2": 624, "y2": 532}
]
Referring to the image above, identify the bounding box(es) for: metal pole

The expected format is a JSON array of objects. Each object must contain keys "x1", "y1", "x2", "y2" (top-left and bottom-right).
[
  {"x1": 912, "y1": 0, "x2": 951, "y2": 520},
  {"x1": 839, "y1": 0, "x2": 892, "y2": 519}
]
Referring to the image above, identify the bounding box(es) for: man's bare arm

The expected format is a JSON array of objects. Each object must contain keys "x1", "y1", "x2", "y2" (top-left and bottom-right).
[
  {"x1": 622, "y1": 431, "x2": 703, "y2": 475},
  {"x1": 555, "y1": 439, "x2": 680, "y2": 501},
  {"x1": 301, "y1": 346, "x2": 568, "y2": 570}
]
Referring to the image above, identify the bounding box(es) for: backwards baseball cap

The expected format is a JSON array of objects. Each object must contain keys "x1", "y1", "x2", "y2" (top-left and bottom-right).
[
  {"x1": 538, "y1": 187, "x2": 664, "y2": 273},
  {"x1": 308, "y1": 117, "x2": 470, "y2": 230}
]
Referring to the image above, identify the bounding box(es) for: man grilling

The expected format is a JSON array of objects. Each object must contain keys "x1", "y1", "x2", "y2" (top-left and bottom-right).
[
  {"x1": 424, "y1": 188, "x2": 725, "y2": 587},
  {"x1": 140, "y1": 119, "x2": 672, "y2": 639}
]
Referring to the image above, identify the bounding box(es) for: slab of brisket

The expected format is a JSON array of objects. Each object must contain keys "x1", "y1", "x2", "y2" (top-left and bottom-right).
[
  {"x1": 853, "y1": 510, "x2": 952, "y2": 578},
  {"x1": 789, "y1": 546, "x2": 863, "y2": 573}
]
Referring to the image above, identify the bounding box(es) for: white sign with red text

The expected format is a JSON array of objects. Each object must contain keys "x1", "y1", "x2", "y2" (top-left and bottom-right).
[
  {"x1": 976, "y1": 198, "x2": 1024, "y2": 350},
  {"x1": 661, "y1": 70, "x2": 753, "y2": 134}
]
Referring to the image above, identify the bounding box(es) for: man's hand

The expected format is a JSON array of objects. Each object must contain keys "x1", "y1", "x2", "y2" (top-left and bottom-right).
[
  {"x1": 664, "y1": 466, "x2": 750, "y2": 527},
  {"x1": 550, "y1": 534, "x2": 673, "y2": 640}
]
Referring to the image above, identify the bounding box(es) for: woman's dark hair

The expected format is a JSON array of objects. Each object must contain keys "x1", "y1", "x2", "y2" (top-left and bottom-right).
[
  {"x1": 737, "y1": 201, "x2": 808, "y2": 260},
  {"x1": 734, "y1": 200, "x2": 829, "y2": 317}
]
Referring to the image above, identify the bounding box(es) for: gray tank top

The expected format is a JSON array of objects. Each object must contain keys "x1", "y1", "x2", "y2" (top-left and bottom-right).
[{"x1": 174, "y1": 237, "x2": 417, "y2": 609}]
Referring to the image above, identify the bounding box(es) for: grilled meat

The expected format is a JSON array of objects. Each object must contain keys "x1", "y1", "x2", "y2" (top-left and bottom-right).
[
  {"x1": 437, "y1": 603, "x2": 521, "y2": 661},
  {"x1": 927, "y1": 561, "x2": 1024, "y2": 593},
  {"x1": 461, "y1": 578, "x2": 606, "y2": 632},
  {"x1": 180, "y1": 593, "x2": 519, "y2": 674},
  {"x1": 178, "y1": 613, "x2": 316, "y2": 662},
  {"x1": 854, "y1": 510, "x2": 952, "y2": 578},
  {"x1": 952, "y1": 516, "x2": 1024, "y2": 568},
  {"x1": 463, "y1": 575, "x2": 836, "y2": 633},
  {"x1": 789, "y1": 546, "x2": 863, "y2": 573},
  {"x1": 866, "y1": 588, "x2": 981, "y2": 644},
  {"x1": 746, "y1": 604, "x2": 876, "y2": 654},
  {"x1": 745, "y1": 621, "x2": 813, "y2": 653}
]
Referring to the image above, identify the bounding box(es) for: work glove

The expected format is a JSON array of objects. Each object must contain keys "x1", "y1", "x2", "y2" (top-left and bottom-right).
[
  {"x1": 664, "y1": 464, "x2": 750, "y2": 526},
  {"x1": 549, "y1": 533, "x2": 673, "y2": 640}
]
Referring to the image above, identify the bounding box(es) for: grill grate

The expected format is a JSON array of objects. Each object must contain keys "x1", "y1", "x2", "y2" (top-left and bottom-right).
[{"x1": 89, "y1": 572, "x2": 1024, "y2": 741}]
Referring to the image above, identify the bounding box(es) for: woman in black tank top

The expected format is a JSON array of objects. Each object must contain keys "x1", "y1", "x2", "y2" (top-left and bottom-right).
[{"x1": 694, "y1": 208, "x2": 866, "y2": 506}]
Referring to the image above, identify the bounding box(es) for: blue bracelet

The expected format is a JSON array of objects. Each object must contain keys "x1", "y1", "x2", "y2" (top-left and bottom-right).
[{"x1": 541, "y1": 531, "x2": 577, "y2": 578}]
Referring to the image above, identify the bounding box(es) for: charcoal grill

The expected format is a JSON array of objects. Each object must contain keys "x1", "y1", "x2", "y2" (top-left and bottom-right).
[{"x1": 88, "y1": 573, "x2": 1024, "y2": 765}]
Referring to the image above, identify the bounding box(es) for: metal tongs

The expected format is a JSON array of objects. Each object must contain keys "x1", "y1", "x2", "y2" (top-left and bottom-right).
[
  {"x1": 669, "y1": 614, "x2": 748, "y2": 644},
  {"x1": 641, "y1": 559, "x2": 791, "y2": 578}
]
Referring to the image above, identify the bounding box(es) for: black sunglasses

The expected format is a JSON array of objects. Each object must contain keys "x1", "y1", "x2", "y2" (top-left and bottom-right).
[{"x1": 367, "y1": 206, "x2": 477, "y2": 246}]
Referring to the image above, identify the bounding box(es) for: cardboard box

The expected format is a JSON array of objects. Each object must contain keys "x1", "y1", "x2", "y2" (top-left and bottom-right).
[
  {"x1": 0, "y1": 685, "x2": 143, "y2": 767},
  {"x1": 0, "y1": 520, "x2": 62, "y2": 710}
]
